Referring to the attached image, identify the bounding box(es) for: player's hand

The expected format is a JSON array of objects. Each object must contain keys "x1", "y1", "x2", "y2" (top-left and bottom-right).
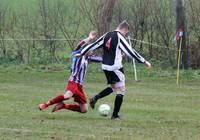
[
  {"x1": 74, "y1": 53, "x2": 82, "y2": 57},
  {"x1": 89, "y1": 31, "x2": 96, "y2": 40},
  {"x1": 145, "y1": 60, "x2": 152, "y2": 68}
]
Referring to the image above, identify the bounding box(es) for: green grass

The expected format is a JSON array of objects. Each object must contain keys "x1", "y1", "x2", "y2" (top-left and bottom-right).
[{"x1": 0, "y1": 65, "x2": 200, "y2": 140}]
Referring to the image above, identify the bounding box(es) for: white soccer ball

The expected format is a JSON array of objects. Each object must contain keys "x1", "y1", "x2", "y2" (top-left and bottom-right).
[{"x1": 98, "y1": 104, "x2": 111, "y2": 116}]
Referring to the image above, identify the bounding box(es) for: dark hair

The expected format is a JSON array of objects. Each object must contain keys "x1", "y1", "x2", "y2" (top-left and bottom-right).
[{"x1": 117, "y1": 20, "x2": 129, "y2": 30}]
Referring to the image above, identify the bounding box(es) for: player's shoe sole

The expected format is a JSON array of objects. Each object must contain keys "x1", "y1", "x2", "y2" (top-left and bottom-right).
[
  {"x1": 111, "y1": 115, "x2": 121, "y2": 120},
  {"x1": 39, "y1": 103, "x2": 48, "y2": 111},
  {"x1": 52, "y1": 102, "x2": 65, "y2": 112}
]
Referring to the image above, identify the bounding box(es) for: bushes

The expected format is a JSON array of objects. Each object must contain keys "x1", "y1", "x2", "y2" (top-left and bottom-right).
[{"x1": 189, "y1": 41, "x2": 200, "y2": 69}]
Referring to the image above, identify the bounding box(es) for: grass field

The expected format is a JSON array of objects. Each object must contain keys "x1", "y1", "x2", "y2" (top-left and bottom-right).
[{"x1": 0, "y1": 65, "x2": 200, "y2": 140}]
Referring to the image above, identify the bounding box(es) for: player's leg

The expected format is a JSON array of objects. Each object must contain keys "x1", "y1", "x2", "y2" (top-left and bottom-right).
[
  {"x1": 52, "y1": 103, "x2": 87, "y2": 113},
  {"x1": 111, "y1": 69, "x2": 126, "y2": 120},
  {"x1": 39, "y1": 90, "x2": 73, "y2": 111},
  {"x1": 52, "y1": 100, "x2": 88, "y2": 113},
  {"x1": 53, "y1": 84, "x2": 88, "y2": 113},
  {"x1": 111, "y1": 83, "x2": 126, "y2": 120},
  {"x1": 89, "y1": 70, "x2": 116, "y2": 109},
  {"x1": 89, "y1": 87, "x2": 113, "y2": 109}
]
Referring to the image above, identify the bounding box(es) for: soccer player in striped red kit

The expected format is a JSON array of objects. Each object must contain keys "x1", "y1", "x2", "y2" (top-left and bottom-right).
[{"x1": 39, "y1": 31, "x2": 102, "y2": 113}]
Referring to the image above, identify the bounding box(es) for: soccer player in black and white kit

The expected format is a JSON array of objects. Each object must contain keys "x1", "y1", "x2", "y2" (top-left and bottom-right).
[{"x1": 76, "y1": 21, "x2": 152, "y2": 120}]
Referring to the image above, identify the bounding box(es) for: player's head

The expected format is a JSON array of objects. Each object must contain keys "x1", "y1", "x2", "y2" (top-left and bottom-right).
[
  {"x1": 116, "y1": 20, "x2": 129, "y2": 37},
  {"x1": 74, "y1": 31, "x2": 97, "y2": 51},
  {"x1": 89, "y1": 31, "x2": 96, "y2": 40}
]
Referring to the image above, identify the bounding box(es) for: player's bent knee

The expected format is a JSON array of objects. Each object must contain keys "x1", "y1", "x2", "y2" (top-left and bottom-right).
[
  {"x1": 113, "y1": 86, "x2": 126, "y2": 94},
  {"x1": 64, "y1": 90, "x2": 73, "y2": 99},
  {"x1": 121, "y1": 86, "x2": 126, "y2": 92}
]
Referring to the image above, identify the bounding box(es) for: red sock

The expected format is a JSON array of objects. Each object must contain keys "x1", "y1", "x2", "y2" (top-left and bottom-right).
[
  {"x1": 64, "y1": 104, "x2": 81, "y2": 112},
  {"x1": 47, "y1": 95, "x2": 64, "y2": 106}
]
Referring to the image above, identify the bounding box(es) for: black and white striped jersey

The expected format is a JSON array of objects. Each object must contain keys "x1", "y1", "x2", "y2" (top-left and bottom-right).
[{"x1": 80, "y1": 31, "x2": 146, "y2": 71}]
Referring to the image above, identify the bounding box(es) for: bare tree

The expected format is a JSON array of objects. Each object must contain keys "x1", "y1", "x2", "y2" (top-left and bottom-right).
[
  {"x1": 80, "y1": 0, "x2": 101, "y2": 35},
  {"x1": 126, "y1": 0, "x2": 151, "y2": 50},
  {"x1": 38, "y1": 0, "x2": 60, "y2": 63},
  {"x1": 80, "y1": 0, "x2": 116, "y2": 36},
  {"x1": 55, "y1": 0, "x2": 81, "y2": 50},
  {"x1": 0, "y1": 5, "x2": 8, "y2": 62},
  {"x1": 98, "y1": 0, "x2": 116, "y2": 35},
  {"x1": 186, "y1": 0, "x2": 200, "y2": 68},
  {"x1": 18, "y1": 8, "x2": 38, "y2": 64},
  {"x1": 152, "y1": 0, "x2": 175, "y2": 48},
  {"x1": 146, "y1": 0, "x2": 175, "y2": 66},
  {"x1": 112, "y1": 0, "x2": 123, "y2": 24},
  {"x1": 187, "y1": 0, "x2": 200, "y2": 40},
  {"x1": 6, "y1": 11, "x2": 28, "y2": 63}
]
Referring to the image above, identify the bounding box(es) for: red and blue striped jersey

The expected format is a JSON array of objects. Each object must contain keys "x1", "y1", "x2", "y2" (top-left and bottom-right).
[{"x1": 69, "y1": 40, "x2": 102, "y2": 85}]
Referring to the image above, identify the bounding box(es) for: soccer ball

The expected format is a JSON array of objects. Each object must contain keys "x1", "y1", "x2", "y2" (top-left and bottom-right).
[{"x1": 98, "y1": 104, "x2": 111, "y2": 116}]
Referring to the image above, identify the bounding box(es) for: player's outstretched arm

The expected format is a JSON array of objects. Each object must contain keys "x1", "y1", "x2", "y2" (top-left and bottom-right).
[
  {"x1": 144, "y1": 60, "x2": 152, "y2": 68},
  {"x1": 118, "y1": 32, "x2": 145, "y2": 63},
  {"x1": 80, "y1": 33, "x2": 107, "y2": 56},
  {"x1": 89, "y1": 56, "x2": 102, "y2": 63},
  {"x1": 74, "y1": 31, "x2": 97, "y2": 57},
  {"x1": 118, "y1": 32, "x2": 152, "y2": 68}
]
